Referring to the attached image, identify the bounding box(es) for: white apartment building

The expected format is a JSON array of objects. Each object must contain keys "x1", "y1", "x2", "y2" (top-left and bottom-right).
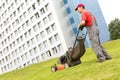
[{"x1": 0, "y1": 0, "x2": 75, "y2": 74}]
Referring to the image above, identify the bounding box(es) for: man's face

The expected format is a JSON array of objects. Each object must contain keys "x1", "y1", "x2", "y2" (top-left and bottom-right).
[{"x1": 77, "y1": 7, "x2": 82, "y2": 13}]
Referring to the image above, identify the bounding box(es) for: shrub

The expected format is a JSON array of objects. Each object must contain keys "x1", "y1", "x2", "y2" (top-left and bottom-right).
[{"x1": 108, "y1": 18, "x2": 120, "y2": 40}]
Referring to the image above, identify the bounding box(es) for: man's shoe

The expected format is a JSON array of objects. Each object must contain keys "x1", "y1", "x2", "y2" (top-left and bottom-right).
[{"x1": 106, "y1": 57, "x2": 112, "y2": 60}]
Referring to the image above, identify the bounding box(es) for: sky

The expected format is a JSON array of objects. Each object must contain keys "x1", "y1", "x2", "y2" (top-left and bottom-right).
[{"x1": 98, "y1": 0, "x2": 120, "y2": 24}]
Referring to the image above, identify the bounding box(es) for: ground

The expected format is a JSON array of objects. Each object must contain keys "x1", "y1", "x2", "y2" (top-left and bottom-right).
[{"x1": 0, "y1": 39, "x2": 120, "y2": 80}]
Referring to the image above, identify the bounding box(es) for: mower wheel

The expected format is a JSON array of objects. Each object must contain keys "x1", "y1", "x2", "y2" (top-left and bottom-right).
[
  {"x1": 51, "y1": 66, "x2": 57, "y2": 72},
  {"x1": 64, "y1": 63, "x2": 69, "y2": 68}
]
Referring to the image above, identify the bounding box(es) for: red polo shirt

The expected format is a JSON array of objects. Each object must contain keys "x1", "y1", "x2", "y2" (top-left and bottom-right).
[{"x1": 81, "y1": 11, "x2": 96, "y2": 27}]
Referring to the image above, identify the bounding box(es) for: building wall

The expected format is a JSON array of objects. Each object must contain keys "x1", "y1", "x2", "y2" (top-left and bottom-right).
[{"x1": 0, "y1": 0, "x2": 68, "y2": 74}]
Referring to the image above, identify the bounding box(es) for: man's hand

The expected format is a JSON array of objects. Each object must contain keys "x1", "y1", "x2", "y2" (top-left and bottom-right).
[
  {"x1": 78, "y1": 20, "x2": 85, "y2": 30},
  {"x1": 79, "y1": 26, "x2": 84, "y2": 30}
]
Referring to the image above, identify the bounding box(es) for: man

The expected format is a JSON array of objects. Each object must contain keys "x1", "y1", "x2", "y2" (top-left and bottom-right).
[{"x1": 75, "y1": 4, "x2": 112, "y2": 62}]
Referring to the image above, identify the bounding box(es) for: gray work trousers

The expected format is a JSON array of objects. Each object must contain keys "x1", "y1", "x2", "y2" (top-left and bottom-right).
[{"x1": 86, "y1": 23, "x2": 111, "y2": 60}]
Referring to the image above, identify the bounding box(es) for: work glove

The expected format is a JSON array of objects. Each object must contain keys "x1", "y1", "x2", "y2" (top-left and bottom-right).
[{"x1": 78, "y1": 25, "x2": 84, "y2": 31}]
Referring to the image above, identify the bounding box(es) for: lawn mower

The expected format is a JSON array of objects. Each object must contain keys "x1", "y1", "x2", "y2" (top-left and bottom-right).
[{"x1": 51, "y1": 27, "x2": 87, "y2": 72}]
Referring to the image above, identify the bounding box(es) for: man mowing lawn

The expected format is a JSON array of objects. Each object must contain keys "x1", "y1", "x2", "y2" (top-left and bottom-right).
[{"x1": 75, "y1": 3, "x2": 112, "y2": 62}]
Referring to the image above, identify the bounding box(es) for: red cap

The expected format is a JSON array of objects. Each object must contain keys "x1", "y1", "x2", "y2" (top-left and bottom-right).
[{"x1": 75, "y1": 4, "x2": 84, "y2": 10}]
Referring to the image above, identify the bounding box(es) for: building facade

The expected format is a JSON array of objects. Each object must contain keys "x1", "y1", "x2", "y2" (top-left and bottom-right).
[
  {"x1": 0, "y1": 0, "x2": 72, "y2": 74},
  {"x1": 0, "y1": 0, "x2": 109, "y2": 74}
]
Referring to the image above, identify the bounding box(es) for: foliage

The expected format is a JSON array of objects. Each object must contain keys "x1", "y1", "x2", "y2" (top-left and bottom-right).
[
  {"x1": 109, "y1": 18, "x2": 120, "y2": 40},
  {"x1": 0, "y1": 39, "x2": 120, "y2": 80}
]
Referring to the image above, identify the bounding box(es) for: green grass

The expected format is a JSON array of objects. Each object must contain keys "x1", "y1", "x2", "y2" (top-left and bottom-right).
[{"x1": 0, "y1": 39, "x2": 120, "y2": 80}]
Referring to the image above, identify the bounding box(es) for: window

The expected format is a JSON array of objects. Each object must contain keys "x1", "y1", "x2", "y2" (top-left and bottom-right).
[
  {"x1": 43, "y1": 40, "x2": 48, "y2": 47},
  {"x1": 32, "y1": 3, "x2": 36, "y2": 10},
  {"x1": 46, "y1": 27, "x2": 51, "y2": 34},
  {"x1": 7, "y1": 18, "x2": 10, "y2": 24},
  {"x1": 13, "y1": 11, "x2": 17, "y2": 17},
  {"x1": 37, "y1": 21, "x2": 42, "y2": 28},
  {"x1": 26, "y1": 20, "x2": 30, "y2": 26},
  {"x1": 27, "y1": 40, "x2": 32, "y2": 47},
  {"x1": 25, "y1": 0, "x2": 28, "y2": 5},
  {"x1": 40, "y1": 8, "x2": 45, "y2": 15},
  {"x1": 66, "y1": 7, "x2": 71, "y2": 14},
  {"x1": 31, "y1": 38, "x2": 35, "y2": 44},
  {"x1": 15, "y1": 49, "x2": 18, "y2": 55},
  {"x1": 28, "y1": 7, "x2": 32, "y2": 13},
  {"x1": 29, "y1": 49, "x2": 34, "y2": 56},
  {"x1": 32, "y1": 58, "x2": 36, "y2": 63},
  {"x1": 12, "y1": 22, "x2": 15, "y2": 28},
  {"x1": 49, "y1": 37, "x2": 54, "y2": 44},
  {"x1": 69, "y1": 17, "x2": 75, "y2": 24},
  {"x1": 54, "y1": 33, "x2": 59, "y2": 41},
  {"x1": 63, "y1": 0, "x2": 68, "y2": 4},
  {"x1": 0, "y1": 16, "x2": 1, "y2": 22},
  {"x1": 36, "y1": 34, "x2": 41, "y2": 41},
  {"x1": 18, "y1": 27, "x2": 21, "y2": 33},
  {"x1": 15, "y1": 0, "x2": 18, "y2": 5},
  {"x1": 25, "y1": 53, "x2": 28, "y2": 58},
  {"x1": 8, "y1": 25, "x2": 12, "y2": 32},
  {"x1": 0, "y1": 24, "x2": 3, "y2": 30},
  {"x1": 19, "y1": 46, "x2": 22, "y2": 52},
  {"x1": 21, "y1": 55, "x2": 24, "y2": 61},
  {"x1": 11, "y1": 3, "x2": 14, "y2": 9},
  {"x1": 40, "y1": 31, "x2": 45, "y2": 38},
  {"x1": 22, "y1": 23, "x2": 26, "y2": 29},
  {"x1": 10, "y1": 14, "x2": 13, "y2": 20},
  {"x1": 45, "y1": 3, "x2": 49, "y2": 12},
  {"x1": 37, "y1": 0, "x2": 41, "y2": 5},
  {"x1": 19, "y1": 15, "x2": 23, "y2": 21},
  {"x1": 4, "y1": 21, "x2": 7, "y2": 26},
  {"x1": 8, "y1": 7, "x2": 10, "y2": 12},
  {"x1": 5, "y1": 28, "x2": 8, "y2": 34},
  {"x1": 17, "y1": 7, "x2": 20, "y2": 13},
  {"x1": 20, "y1": 35, "x2": 23, "y2": 42},
  {"x1": 2, "y1": 14, "x2": 5, "y2": 20},
  {"x1": 35, "y1": 12, "x2": 40, "y2": 19},
  {"x1": 23, "y1": 12, "x2": 27, "y2": 18},
  {"x1": 28, "y1": 29, "x2": 32, "y2": 36},
  {"x1": 30, "y1": 16, "x2": 35, "y2": 23},
  {"x1": 14, "y1": 30, "x2": 18, "y2": 36},
  {"x1": 13, "y1": 41, "x2": 16, "y2": 47},
  {"x1": 38, "y1": 44, "x2": 42, "y2": 50},
  {"x1": 46, "y1": 50, "x2": 52, "y2": 57},
  {"x1": 38, "y1": 43, "x2": 44, "y2": 50},
  {"x1": 52, "y1": 47, "x2": 58, "y2": 54},
  {"x1": 5, "y1": 56, "x2": 8, "y2": 61},
  {"x1": 4, "y1": 10, "x2": 7, "y2": 16},
  {"x1": 16, "y1": 19, "x2": 20, "y2": 24},
  {"x1": 57, "y1": 44, "x2": 63, "y2": 51},
  {"x1": 48, "y1": 13, "x2": 53, "y2": 21},
  {"x1": 36, "y1": 56, "x2": 41, "y2": 62},
  {"x1": 41, "y1": 53, "x2": 46, "y2": 59},
  {"x1": 72, "y1": 27, "x2": 78, "y2": 34},
  {"x1": 0, "y1": 6, "x2": 1, "y2": 12},
  {"x1": 33, "y1": 25, "x2": 39, "y2": 32},
  {"x1": 33, "y1": 47, "x2": 38, "y2": 53},
  {"x1": 17, "y1": 57, "x2": 20, "y2": 63},
  {"x1": 10, "y1": 33, "x2": 14, "y2": 39},
  {"x1": 12, "y1": 51, "x2": 15, "y2": 57},
  {"x1": 43, "y1": 17, "x2": 48, "y2": 25},
  {"x1": 21, "y1": 3, "x2": 25, "y2": 9},
  {"x1": 51, "y1": 23, "x2": 56, "y2": 31}
]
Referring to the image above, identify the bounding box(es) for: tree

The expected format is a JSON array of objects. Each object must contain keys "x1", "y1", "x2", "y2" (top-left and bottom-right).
[{"x1": 108, "y1": 18, "x2": 120, "y2": 40}]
